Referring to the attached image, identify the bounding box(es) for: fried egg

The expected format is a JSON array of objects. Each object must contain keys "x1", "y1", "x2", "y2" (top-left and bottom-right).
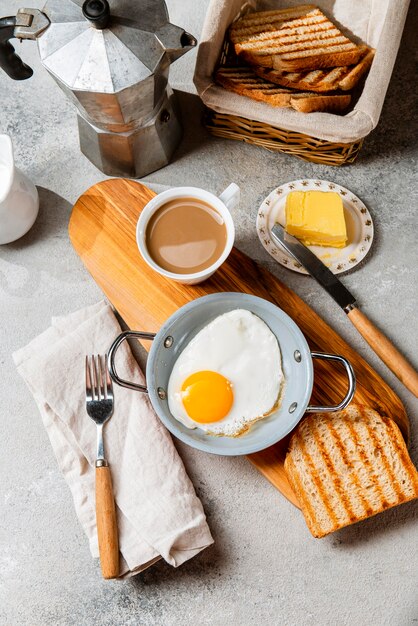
[{"x1": 167, "y1": 309, "x2": 284, "y2": 436}]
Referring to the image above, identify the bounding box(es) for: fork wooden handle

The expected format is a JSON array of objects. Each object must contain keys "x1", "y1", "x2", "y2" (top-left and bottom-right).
[
  {"x1": 347, "y1": 307, "x2": 418, "y2": 397},
  {"x1": 95, "y1": 464, "x2": 119, "y2": 579}
]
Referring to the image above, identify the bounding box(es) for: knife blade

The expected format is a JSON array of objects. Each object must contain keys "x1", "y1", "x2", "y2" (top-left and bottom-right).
[
  {"x1": 270, "y1": 223, "x2": 418, "y2": 398},
  {"x1": 271, "y1": 224, "x2": 356, "y2": 311}
]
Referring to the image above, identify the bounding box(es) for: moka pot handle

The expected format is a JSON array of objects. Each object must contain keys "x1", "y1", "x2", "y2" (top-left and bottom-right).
[
  {"x1": 0, "y1": 9, "x2": 50, "y2": 80},
  {"x1": 0, "y1": 17, "x2": 33, "y2": 80}
]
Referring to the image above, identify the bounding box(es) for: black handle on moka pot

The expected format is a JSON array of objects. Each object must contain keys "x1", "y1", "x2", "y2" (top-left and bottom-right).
[{"x1": 0, "y1": 17, "x2": 33, "y2": 80}]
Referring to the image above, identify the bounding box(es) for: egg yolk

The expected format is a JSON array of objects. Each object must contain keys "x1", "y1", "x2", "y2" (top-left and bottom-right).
[{"x1": 181, "y1": 371, "x2": 233, "y2": 423}]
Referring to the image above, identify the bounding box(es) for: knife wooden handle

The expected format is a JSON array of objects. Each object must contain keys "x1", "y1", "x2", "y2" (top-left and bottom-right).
[
  {"x1": 95, "y1": 464, "x2": 119, "y2": 579},
  {"x1": 347, "y1": 307, "x2": 418, "y2": 397}
]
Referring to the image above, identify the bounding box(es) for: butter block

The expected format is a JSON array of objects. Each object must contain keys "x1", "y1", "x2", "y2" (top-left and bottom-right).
[{"x1": 285, "y1": 191, "x2": 347, "y2": 248}]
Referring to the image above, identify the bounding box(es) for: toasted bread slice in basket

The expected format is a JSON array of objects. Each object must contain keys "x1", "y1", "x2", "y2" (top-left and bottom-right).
[
  {"x1": 284, "y1": 405, "x2": 418, "y2": 538},
  {"x1": 215, "y1": 66, "x2": 351, "y2": 113},
  {"x1": 230, "y1": 5, "x2": 363, "y2": 72},
  {"x1": 254, "y1": 46, "x2": 375, "y2": 92}
]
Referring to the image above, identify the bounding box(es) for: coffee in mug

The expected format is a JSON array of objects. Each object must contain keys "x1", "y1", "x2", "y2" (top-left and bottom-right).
[{"x1": 145, "y1": 197, "x2": 228, "y2": 274}]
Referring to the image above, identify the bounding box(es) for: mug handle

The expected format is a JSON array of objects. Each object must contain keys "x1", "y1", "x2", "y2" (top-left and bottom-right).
[
  {"x1": 107, "y1": 330, "x2": 156, "y2": 392},
  {"x1": 218, "y1": 183, "x2": 240, "y2": 211},
  {"x1": 305, "y1": 352, "x2": 356, "y2": 413}
]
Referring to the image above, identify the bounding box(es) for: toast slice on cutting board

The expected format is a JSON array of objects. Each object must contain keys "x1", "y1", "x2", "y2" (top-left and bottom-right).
[
  {"x1": 230, "y1": 5, "x2": 363, "y2": 72},
  {"x1": 253, "y1": 46, "x2": 375, "y2": 92},
  {"x1": 284, "y1": 405, "x2": 418, "y2": 538},
  {"x1": 215, "y1": 66, "x2": 351, "y2": 113}
]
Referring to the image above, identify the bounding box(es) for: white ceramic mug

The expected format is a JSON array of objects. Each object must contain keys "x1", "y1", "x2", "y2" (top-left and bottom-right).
[{"x1": 136, "y1": 184, "x2": 239, "y2": 285}]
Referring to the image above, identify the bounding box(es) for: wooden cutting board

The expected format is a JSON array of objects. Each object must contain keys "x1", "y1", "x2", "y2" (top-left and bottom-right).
[{"x1": 69, "y1": 179, "x2": 409, "y2": 508}]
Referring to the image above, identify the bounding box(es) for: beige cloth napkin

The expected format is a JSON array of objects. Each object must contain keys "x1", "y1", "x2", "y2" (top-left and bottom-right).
[
  {"x1": 13, "y1": 301, "x2": 214, "y2": 578},
  {"x1": 194, "y1": 0, "x2": 410, "y2": 143}
]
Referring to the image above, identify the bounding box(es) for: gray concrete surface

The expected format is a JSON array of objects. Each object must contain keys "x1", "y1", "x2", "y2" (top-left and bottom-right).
[{"x1": 0, "y1": 1, "x2": 417, "y2": 625}]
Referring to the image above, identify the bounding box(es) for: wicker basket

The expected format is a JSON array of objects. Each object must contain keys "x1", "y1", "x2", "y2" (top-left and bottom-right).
[
  {"x1": 203, "y1": 14, "x2": 365, "y2": 166},
  {"x1": 204, "y1": 109, "x2": 364, "y2": 166}
]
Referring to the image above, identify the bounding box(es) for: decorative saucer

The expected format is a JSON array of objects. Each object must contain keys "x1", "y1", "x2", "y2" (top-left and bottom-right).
[{"x1": 256, "y1": 179, "x2": 374, "y2": 275}]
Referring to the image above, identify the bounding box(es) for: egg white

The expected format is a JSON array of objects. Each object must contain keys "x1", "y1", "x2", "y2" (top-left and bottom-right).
[{"x1": 167, "y1": 309, "x2": 284, "y2": 436}]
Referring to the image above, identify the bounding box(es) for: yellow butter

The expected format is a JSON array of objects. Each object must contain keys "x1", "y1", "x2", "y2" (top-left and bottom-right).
[{"x1": 285, "y1": 191, "x2": 347, "y2": 248}]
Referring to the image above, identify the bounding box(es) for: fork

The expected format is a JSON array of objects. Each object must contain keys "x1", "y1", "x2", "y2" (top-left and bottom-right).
[{"x1": 85, "y1": 354, "x2": 119, "y2": 579}]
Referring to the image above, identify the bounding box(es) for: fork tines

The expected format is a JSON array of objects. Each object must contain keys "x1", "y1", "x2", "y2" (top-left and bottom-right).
[{"x1": 85, "y1": 354, "x2": 113, "y2": 402}]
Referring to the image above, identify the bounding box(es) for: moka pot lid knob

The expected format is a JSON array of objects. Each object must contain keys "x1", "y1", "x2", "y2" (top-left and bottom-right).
[{"x1": 82, "y1": 0, "x2": 110, "y2": 30}]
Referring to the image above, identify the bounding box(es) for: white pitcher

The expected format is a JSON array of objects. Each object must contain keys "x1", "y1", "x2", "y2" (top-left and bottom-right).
[{"x1": 0, "y1": 134, "x2": 39, "y2": 244}]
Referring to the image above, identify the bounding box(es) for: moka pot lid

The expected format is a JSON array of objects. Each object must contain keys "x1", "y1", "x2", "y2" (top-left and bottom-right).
[{"x1": 36, "y1": 0, "x2": 196, "y2": 94}]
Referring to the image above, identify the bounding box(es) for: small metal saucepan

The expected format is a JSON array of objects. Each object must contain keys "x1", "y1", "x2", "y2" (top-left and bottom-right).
[{"x1": 108, "y1": 293, "x2": 355, "y2": 456}]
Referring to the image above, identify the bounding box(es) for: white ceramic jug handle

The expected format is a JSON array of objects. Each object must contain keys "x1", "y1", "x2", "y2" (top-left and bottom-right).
[{"x1": 218, "y1": 183, "x2": 240, "y2": 211}]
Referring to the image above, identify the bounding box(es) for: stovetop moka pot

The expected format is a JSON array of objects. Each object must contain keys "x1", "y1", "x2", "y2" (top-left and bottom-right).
[{"x1": 0, "y1": 0, "x2": 196, "y2": 178}]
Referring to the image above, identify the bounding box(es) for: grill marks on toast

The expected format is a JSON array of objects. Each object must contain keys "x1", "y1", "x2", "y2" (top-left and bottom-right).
[
  {"x1": 344, "y1": 415, "x2": 389, "y2": 509},
  {"x1": 215, "y1": 67, "x2": 298, "y2": 107},
  {"x1": 238, "y1": 31, "x2": 350, "y2": 55},
  {"x1": 253, "y1": 47, "x2": 374, "y2": 93},
  {"x1": 362, "y1": 420, "x2": 402, "y2": 506},
  {"x1": 284, "y1": 406, "x2": 418, "y2": 538},
  {"x1": 215, "y1": 66, "x2": 351, "y2": 113},
  {"x1": 327, "y1": 421, "x2": 374, "y2": 517},
  {"x1": 230, "y1": 6, "x2": 363, "y2": 72},
  {"x1": 313, "y1": 422, "x2": 357, "y2": 522},
  {"x1": 341, "y1": 416, "x2": 388, "y2": 511},
  {"x1": 304, "y1": 417, "x2": 366, "y2": 530},
  {"x1": 216, "y1": 7, "x2": 374, "y2": 113},
  {"x1": 294, "y1": 428, "x2": 339, "y2": 530},
  {"x1": 233, "y1": 23, "x2": 340, "y2": 47},
  {"x1": 230, "y1": 6, "x2": 328, "y2": 41},
  {"x1": 230, "y1": 5, "x2": 321, "y2": 38},
  {"x1": 285, "y1": 455, "x2": 321, "y2": 532}
]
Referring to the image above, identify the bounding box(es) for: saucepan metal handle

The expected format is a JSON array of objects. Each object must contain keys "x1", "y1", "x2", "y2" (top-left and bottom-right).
[
  {"x1": 107, "y1": 330, "x2": 156, "y2": 393},
  {"x1": 306, "y1": 351, "x2": 356, "y2": 413}
]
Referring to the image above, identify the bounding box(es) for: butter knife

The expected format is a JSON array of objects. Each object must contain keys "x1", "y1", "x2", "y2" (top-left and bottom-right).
[{"x1": 271, "y1": 223, "x2": 418, "y2": 397}]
